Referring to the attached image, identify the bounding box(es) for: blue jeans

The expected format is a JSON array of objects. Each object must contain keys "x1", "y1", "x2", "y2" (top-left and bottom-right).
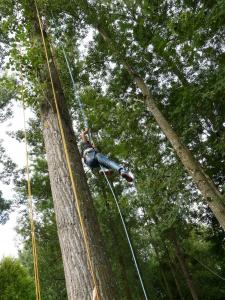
[{"x1": 84, "y1": 150, "x2": 122, "y2": 172}]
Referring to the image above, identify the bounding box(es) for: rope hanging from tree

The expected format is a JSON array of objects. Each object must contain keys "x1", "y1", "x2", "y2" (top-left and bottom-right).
[
  {"x1": 21, "y1": 75, "x2": 42, "y2": 300},
  {"x1": 16, "y1": 4, "x2": 42, "y2": 294}
]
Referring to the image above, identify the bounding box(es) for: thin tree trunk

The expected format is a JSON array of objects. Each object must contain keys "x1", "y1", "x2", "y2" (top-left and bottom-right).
[
  {"x1": 98, "y1": 27, "x2": 225, "y2": 229},
  {"x1": 170, "y1": 233, "x2": 199, "y2": 300},
  {"x1": 153, "y1": 243, "x2": 174, "y2": 300},
  {"x1": 25, "y1": 2, "x2": 118, "y2": 299},
  {"x1": 144, "y1": 212, "x2": 174, "y2": 300},
  {"x1": 151, "y1": 243, "x2": 173, "y2": 299},
  {"x1": 70, "y1": 1, "x2": 225, "y2": 231},
  {"x1": 101, "y1": 186, "x2": 133, "y2": 300},
  {"x1": 169, "y1": 258, "x2": 185, "y2": 300},
  {"x1": 164, "y1": 241, "x2": 186, "y2": 300},
  {"x1": 160, "y1": 268, "x2": 174, "y2": 300}
]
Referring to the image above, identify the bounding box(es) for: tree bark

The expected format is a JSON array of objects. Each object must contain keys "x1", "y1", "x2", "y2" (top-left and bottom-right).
[
  {"x1": 25, "y1": 2, "x2": 119, "y2": 299},
  {"x1": 70, "y1": 0, "x2": 225, "y2": 231},
  {"x1": 168, "y1": 257, "x2": 185, "y2": 300},
  {"x1": 170, "y1": 233, "x2": 199, "y2": 300}
]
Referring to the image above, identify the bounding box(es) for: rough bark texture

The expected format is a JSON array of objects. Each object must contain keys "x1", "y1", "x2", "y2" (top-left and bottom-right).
[
  {"x1": 26, "y1": 2, "x2": 119, "y2": 299},
  {"x1": 72, "y1": 0, "x2": 225, "y2": 230},
  {"x1": 171, "y1": 234, "x2": 199, "y2": 300}
]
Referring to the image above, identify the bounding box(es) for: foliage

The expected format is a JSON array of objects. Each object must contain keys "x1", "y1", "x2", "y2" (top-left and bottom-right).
[
  {"x1": 0, "y1": 257, "x2": 35, "y2": 300},
  {"x1": 0, "y1": 0, "x2": 225, "y2": 299},
  {"x1": 0, "y1": 191, "x2": 11, "y2": 224}
]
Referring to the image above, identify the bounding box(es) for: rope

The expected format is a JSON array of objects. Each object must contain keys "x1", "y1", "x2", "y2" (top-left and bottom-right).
[
  {"x1": 16, "y1": 4, "x2": 41, "y2": 293},
  {"x1": 33, "y1": 1, "x2": 100, "y2": 299},
  {"x1": 49, "y1": 15, "x2": 148, "y2": 299},
  {"x1": 62, "y1": 48, "x2": 89, "y2": 128},
  {"x1": 61, "y1": 49, "x2": 94, "y2": 144},
  {"x1": 21, "y1": 79, "x2": 41, "y2": 300},
  {"x1": 49, "y1": 13, "x2": 92, "y2": 142},
  {"x1": 190, "y1": 255, "x2": 225, "y2": 281},
  {"x1": 101, "y1": 168, "x2": 149, "y2": 300}
]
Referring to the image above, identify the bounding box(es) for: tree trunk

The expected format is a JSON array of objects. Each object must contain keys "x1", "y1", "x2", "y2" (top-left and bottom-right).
[
  {"x1": 101, "y1": 186, "x2": 133, "y2": 300},
  {"x1": 144, "y1": 213, "x2": 174, "y2": 300},
  {"x1": 25, "y1": 2, "x2": 118, "y2": 299},
  {"x1": 170, "y1": 234, "x2": 199, "y2": 300},
  {"x1": 160, "y1": 268, "x2": 174, "y2": 300},
  {"x1": 168, "y1": 257, "x2": 185, "y2": 300},
  {"x1": 71, "y1": 0, "x2": 225, "y2": 231},
  {"x1": 150, "y1": 239, "x2": 174, "y2": 299},
  {"x1": 162, "y1": 241, "x2": 186, "y2": 300}
]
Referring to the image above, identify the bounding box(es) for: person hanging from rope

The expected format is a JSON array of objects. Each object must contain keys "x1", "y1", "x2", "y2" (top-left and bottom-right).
[{"x1": 81, "y1": 128, "x2": 134, "y2": 182}]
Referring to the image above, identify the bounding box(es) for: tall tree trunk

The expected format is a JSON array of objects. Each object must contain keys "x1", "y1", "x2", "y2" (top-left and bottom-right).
[
  {"x1": 164, "y1": 241, "x2": 186, "y2": 300},
  {"x1": 69, "y1": 0, "x2": 225, "y2": 231},
  {"x1": 153, "y1": 245, "x2": 174, "y2": 299},
  {"x1": 168, "y1": 257, "x2": 185, "y2": 300},
  {"x1": 160, "y1": 268, "x2": 174, "y2": 300},
  {"x1": 170, "y1": 233, "x2": 199, "y2": 300},
  {"x1": 25, "y1": 2, "x2": 118, "y2": 299},
  {"x1": 144, "y1": 213, "x2": 174, "y2": 299}
]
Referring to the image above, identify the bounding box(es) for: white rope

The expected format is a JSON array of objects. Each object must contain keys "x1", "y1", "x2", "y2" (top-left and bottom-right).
[{"x1": 100, "y1": 166, "x2": 149, "y2": 300}]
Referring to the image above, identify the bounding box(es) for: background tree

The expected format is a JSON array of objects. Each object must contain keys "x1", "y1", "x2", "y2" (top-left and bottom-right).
[
  {"x1": 0, "y1": 0, "x2": 225, "y2": 299},
  {"x1": 0, "y1": 257, "x2": 35, "y2": 300},
  {"x1": 47, "y1": 0, "x2": 225, "y2": 229}
]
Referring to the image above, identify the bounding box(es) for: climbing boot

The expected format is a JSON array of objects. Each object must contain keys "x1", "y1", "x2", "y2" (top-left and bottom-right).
[{"x1": 120, "y1": 169, "x2": 134, "y2": 182}]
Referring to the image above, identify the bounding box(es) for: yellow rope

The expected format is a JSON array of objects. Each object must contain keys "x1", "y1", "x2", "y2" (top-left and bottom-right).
[
  {"x1": 34, "y1": 1, "x2": 100, "y2": 298},
  {"x1": 21, "y1": 79, "x2": 41, "y2": 300}
]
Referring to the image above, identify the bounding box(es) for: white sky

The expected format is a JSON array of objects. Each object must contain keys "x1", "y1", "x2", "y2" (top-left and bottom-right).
[{"x1": 0, "y1": 101, "x2": 28, "y2": 259}]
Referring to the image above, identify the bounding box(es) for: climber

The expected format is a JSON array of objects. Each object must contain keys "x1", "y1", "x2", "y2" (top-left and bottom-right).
[{"x1": 80, "y1": 128, "x2": 134, "y2": 182}]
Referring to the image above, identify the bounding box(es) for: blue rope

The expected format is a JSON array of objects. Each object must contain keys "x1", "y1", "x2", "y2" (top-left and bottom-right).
[{"x1": 62, "y1": 48, "x2": 89, "y2": 129}]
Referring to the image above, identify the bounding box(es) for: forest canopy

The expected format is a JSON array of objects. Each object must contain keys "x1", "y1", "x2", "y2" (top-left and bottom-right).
[{"x1": 0, "y1": 0, "x2": 225, "y2": 299}]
